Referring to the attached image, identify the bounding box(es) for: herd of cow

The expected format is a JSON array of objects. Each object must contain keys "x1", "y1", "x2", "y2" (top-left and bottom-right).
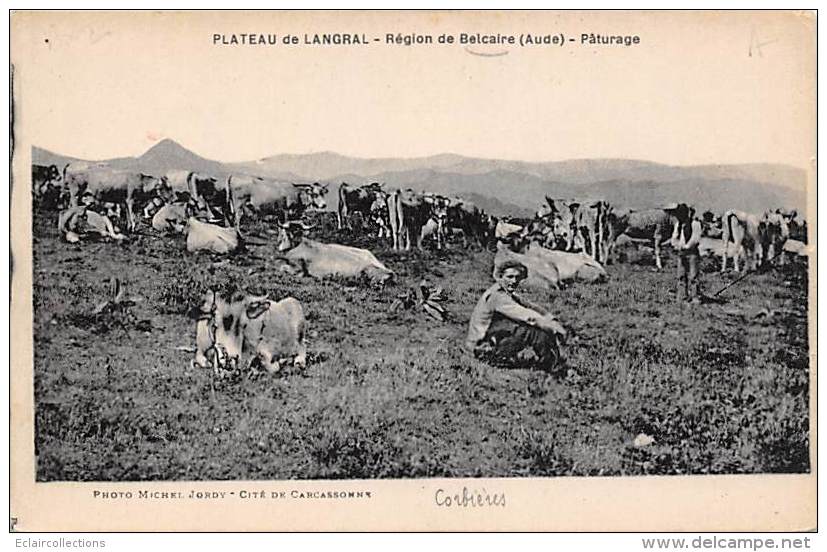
[{"x1": 32, "y1": 161, "x2": 810, "y2": 374}]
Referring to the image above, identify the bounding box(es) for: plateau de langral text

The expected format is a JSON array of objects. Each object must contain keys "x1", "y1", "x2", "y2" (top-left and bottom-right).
[{"x1": 212, "y1": 33, "x2": 642, "y2": 47}]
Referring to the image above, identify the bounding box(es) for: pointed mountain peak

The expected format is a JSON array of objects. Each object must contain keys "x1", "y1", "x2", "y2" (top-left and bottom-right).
[{"x1": 141, "y1": 138, "x2": 192, "y2": 157}]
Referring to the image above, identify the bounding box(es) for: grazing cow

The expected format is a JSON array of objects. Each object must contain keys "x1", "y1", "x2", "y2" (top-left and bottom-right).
[
  {"x1": 152, "y1": 202, "x2": 194, "y2": 233},
  {"x1": 57, "y1": 206, "x2": 124, "y2": 243},
  {"x1": 337, "y1": 182, "x2": 386, "y2": 230},
  {"x1": 603, "y1": 207, "x2": 677, "y2": 269},
  {"x1": 32, "y1": 164, "x2": 63, "y2": 209},
  {"x1": 720, "y1": 210, "x2": 762, "y2": 272},
  {"x1": 192, "y1": 289, "x2": 306, "y2": 374},
  {"x1": 63, "y1": 164, "x2": 170, "y2": 232},
  {"x1": 186, "y1": 218, "x2": 240, "y2": 254},
  {"x1": 226, "y1": 175, "x2": 327, "y2": 230},
  {"x1": 276, "y1": 221, "x2": 394, "y2": 284}
]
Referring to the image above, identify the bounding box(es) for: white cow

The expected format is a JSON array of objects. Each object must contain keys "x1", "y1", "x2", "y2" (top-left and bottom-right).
[
  {"x1": 57, "y1": 206, "x2": 125, "y2": 243},
  {"x1": 276, "y1": 221, "x2": 394, "y2": 284},
  {"x1": 193, "y1": 290, "x2": 306, "y2": 374},
  {"x1": 494, "y1": 220, "x2": 523, "y2": 240},
  {"x1": 494, "y1": 242, "x2": 560, "y2": 292},
  {"x1": 152, "y1": 203, "x2": 191, "y2": 233},
  {"x1": 185, "y1": 218, "x2": 240, "y2": 254}
]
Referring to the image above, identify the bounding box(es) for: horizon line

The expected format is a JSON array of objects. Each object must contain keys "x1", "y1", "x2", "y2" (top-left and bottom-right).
[{"x1": 31, "y1": 140, "x2": 807, "y2": 171}]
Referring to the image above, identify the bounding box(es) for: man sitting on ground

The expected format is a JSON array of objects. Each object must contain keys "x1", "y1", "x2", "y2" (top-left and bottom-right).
[{"x1": 465, "y1": 260, "x2": 567, "y2": 372}]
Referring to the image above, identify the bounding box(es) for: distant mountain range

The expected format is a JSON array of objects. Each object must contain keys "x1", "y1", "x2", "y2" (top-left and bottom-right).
[{"x1": 32, "y1": 139, "x2": 808, "y2": 217}]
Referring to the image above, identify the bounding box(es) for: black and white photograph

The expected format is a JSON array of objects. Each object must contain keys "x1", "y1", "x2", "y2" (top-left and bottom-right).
[{"x1": 10, "y1": 10, "x2": 816, "y2": 531}]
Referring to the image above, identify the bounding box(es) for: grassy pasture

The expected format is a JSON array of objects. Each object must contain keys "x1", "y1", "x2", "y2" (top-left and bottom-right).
[{"x1": 31, "y1": 210, "x2": 810, "y2": 480}]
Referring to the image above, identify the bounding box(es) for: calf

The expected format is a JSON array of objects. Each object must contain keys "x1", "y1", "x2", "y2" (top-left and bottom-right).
[{"x1": 193, "y1": 290, "x2": 306, "y2": 375}]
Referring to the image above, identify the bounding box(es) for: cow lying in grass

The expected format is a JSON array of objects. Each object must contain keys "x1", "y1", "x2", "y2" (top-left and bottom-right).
[
  {"x1": 58, "y1": 206, "x2": 125, "y2": 243},
  {"x1": 192, "y1": 289, "x2": 306, "y2": 375},
  {"x1": 275, "y1": 220, "x2": 394, "y2": 285},
  {"x1": 185, "y1": 217, "x2": 240, "y2": 254},
  {"x1": 494, "y1": 234, "x2": 608, "y2": 292}
]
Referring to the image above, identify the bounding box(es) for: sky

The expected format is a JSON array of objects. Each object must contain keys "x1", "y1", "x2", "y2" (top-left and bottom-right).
[{"x1": 11, "y1": 10, "x2": 816, "y2": 168}]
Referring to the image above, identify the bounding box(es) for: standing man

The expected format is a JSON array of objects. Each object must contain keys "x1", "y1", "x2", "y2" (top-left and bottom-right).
[
  {"x1": 466, "y1": 260, "x2": 567, "y2": 372},
  {"x1": 668, "y1": 203, "x2": 704, "y2": 303}
]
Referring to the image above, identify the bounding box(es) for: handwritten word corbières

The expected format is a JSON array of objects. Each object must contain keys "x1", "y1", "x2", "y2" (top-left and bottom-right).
[{"x1": 435, "y1": 487, "x2": 506, "y2": 508}]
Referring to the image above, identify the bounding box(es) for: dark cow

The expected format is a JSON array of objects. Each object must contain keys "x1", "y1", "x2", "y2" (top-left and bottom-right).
[
  {"x1": 778, "y1": 209, "x2": 806, "y2": 243},
  {"x1": 572, "y1": 200, "x2": 611, "y2": 263},
  {"x1": 701, "y1": 210, "x2": 723, "y2": 239},
  {"x1": 63, "y1": 164, "x2": 170, "y2": 232},
  {"x1": 759, "y1": 210, "x2": 791, "y2": 267},
  {"x1": 32, "y1": 164, "x2": 63, "y2": 209},
  {"x1": 387, "y1": 189, "x2": 445, "y2": 251},
  {"x1": 226, "y1": 175, "x2": 327, "y2": 231},
  {"x1": 444, "y1": 196, "x2": 491, "y2": 248},
  {"x1": 337, "y1": 182, "x2": 386, "y2": 231}
]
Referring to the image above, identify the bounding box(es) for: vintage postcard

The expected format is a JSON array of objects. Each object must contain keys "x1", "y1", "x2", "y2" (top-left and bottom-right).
[{"x1": 10, "y1": 10, "x2": 816, "y2": 531}]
